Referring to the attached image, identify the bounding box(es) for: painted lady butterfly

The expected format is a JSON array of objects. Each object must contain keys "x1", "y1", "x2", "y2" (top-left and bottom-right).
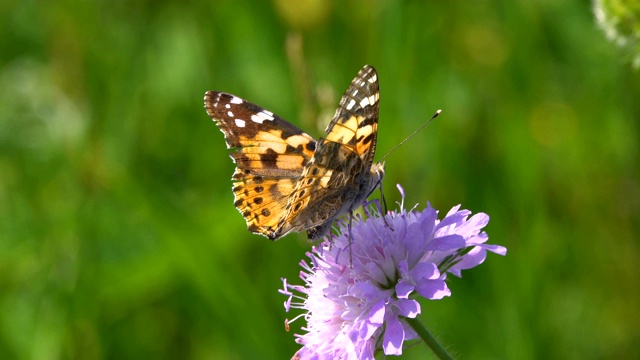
[{"x1": 204, "y1": 65, "x2": 384, "y2": 240}]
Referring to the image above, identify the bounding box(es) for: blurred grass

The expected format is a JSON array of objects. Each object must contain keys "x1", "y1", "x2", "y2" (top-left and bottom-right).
[{"x1": 1, "y1": 0, "x2": 639, "y2": 359}]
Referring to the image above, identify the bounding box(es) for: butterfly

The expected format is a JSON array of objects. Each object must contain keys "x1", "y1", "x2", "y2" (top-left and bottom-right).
[{"x1": 203, "y1": 65, "x2": 385, "y2": 241}]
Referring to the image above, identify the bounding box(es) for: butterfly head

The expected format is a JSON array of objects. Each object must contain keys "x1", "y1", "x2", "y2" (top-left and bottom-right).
[
  {"x1": 370, "y1": 161, "x2": 385, "y2": 194},
  {"x1": 374, "y1": 161, "x2": 385, "y2": 178}
]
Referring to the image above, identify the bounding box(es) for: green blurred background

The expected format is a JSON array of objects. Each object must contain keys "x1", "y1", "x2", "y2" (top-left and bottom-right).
[{"x1": 1, "y1": 0, "x2": 639, "y2": 359}]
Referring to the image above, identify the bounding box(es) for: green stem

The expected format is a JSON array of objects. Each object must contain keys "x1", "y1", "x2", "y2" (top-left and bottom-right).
[{"x1": 405, "y1": 317, "x2": 455, "y2": 360}]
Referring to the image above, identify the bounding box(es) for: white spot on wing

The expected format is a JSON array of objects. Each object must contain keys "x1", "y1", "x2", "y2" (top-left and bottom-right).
[
  {"x1": 346, "y1": 99, "x2": 356, "y2": 110},
  {"x1": 368, "y1": 74, "x2": 377, "y2": 83},
  {"x1": 251, "y1": 114, "x2": 264, "y2": 124},
  {"x1": 360, "y1": 94, "x2": 377, "y2": 108},
  {"x1": 227, "y1": 111, "x2": 234, "y2": 117},
  {"x1": 235, "y1": 119, "x2": 246, "y2": 127},
  {"x1": 230, "y1": 96, "x2": 243, "y2": 104},
  {"x1": 250, "y1": 111, "x2": 275, "y2": 124},
  {"x1": 225, "y1": 104, "x2": 231, "y2": 109}
]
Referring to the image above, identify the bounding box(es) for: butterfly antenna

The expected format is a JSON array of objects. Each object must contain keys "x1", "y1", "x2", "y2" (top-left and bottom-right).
[{"x1": 379, "y1": 109, "x2": 442, "y2": 161}]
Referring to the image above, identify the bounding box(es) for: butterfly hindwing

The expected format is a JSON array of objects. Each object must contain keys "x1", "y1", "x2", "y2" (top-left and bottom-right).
[{"x1": 231, "y1": 177, "x2": 297, "y2": 236}]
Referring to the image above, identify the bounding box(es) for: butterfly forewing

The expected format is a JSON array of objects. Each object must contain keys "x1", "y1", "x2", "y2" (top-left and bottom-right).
[
  {"x1": 324, "y1": 65, "x2": 380, "y2": 167},
  {"x1": 204, "y1": 92, "x2": 316, "y2": 166}
]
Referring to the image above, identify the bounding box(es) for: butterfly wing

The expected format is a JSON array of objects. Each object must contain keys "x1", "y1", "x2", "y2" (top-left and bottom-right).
[
  {"x1": 323, "y1": 64, "x2": 380, "y2": 168},
  {"x1": 204, "y1": 91, "x2": 316, "y2": 239},
  {"x1": 274, "y1": 65, "x2": 381, "y2": 239}
]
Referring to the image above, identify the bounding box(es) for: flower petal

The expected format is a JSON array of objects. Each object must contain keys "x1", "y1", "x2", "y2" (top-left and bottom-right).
[
  {"x1": 396, "y1": 299, "x2": 421, "y2": 318},
  {"x1": 427, "y1": 234, "x2": 466, "y2": 251},
  {"x1": 416, "y1": 279, "x2": 451, "y2": 300},
  {"x1": 410, "y1": 261, "x2": 439, "y2": 280},
  {"x1": 368, "y1": 299, "x2": 386, "y2": 326},
  {"x1": 395, "y1": 280, "x2": 414, "y2": 299},
  {"x1": 382, "y1": 316, "x2": 405, "y2": 355}
]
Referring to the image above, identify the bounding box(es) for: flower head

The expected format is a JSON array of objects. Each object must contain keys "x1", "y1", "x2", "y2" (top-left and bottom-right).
[{"x1": 280, "y1": 185, "x2": 507, "y2": 359}]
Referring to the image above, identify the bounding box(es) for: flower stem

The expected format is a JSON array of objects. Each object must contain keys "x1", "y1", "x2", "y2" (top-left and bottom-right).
[{"x1": 405, "y1": 317, "x2": 455, "y2": 360}]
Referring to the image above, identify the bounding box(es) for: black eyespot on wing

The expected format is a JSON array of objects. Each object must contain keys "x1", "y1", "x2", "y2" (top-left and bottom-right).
[{"x1": 306, "y1": 142, "x2": 316, "y2": 152}]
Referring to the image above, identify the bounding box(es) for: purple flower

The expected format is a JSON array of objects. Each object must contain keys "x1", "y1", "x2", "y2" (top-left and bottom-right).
[{"x1": 280, "y1": 185, "x2": 507, "y2": 359}]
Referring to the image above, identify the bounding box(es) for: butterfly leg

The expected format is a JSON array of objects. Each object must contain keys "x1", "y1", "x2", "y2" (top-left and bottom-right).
[
  {"x1": 378, "y1": 181, "x2": 394, "y2": 231},
  {"x1": 328, "y1": 229, "x2": 334, "y2": 251},
  {"x1": 348, "y1": 210, "x2": 354, "y2": 268}
]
